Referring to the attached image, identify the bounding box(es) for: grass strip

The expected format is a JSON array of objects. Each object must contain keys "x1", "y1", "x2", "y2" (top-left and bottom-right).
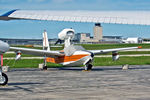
[
  {"x1": 3, "y1": 56, "x2": 150, "y2": 68},
  {"x1": 4, "y1": 51, "x2": 150, "y2": 57},
  {"x1": 94, "y1": 56, "x2": 150, "y2": 66},
  {"x1": 3, "y1": 59, "x2": 63, "y2": 68}
]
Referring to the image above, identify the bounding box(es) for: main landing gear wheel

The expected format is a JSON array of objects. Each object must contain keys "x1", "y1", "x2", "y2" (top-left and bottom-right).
[
  {"x1": 87, "y1": 64, "x2": 93, "y2": 70},
  {"x1": 83, "y1": 64, "x2": 93, "y2": 71},
  {"x1": 0, "y1": 73, "x2": 8, "y2": 86},
  {"x1": 43, "y1": 66, "x2": 47, "y2": 70}
]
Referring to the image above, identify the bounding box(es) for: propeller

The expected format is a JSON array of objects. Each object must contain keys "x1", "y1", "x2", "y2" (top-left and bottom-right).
[{"x1": 55, "y1": 39, "x2": 62, "y2": 45}]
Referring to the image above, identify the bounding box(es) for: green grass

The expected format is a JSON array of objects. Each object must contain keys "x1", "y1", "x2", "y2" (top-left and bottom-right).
[
  {"x1": 80, "y1": 44, "x2": 149, "y2": 50},
  {"x1": 3, "y1": 53, "x2": 38, "y2": 57},
  {"x1": 99, "y1": 51, "x2": 150, "y2": 55},
  {"x1": 4, "y1": 51, "x2": 150, "y2": 58},
  {"x1": 3, "y1": 56, "x2": 150, "y2": 68},
  {"x1": 119, "y1": 51, "x2": 150, "y2": 55},
  {"x1": 3, "y1": 59, "x2": 63, "y2": 68},
  {"x1": 94, "y1": 56, "x2": 150, "y2": 66}
]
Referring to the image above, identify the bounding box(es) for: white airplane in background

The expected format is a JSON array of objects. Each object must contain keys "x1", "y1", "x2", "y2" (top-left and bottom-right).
[
  {"x1": 0, "y1": 9, "x2": 146, "y2": 71},
  {"x1": 0, "y1": 41, "x2": 9, "y2": 86}
]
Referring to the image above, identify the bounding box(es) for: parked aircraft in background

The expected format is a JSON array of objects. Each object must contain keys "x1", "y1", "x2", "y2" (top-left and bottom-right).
[
  {"x1": 122, "y1": 37, "x2": 143, "y2": 44},
  {"x1": 0, "y1": 40, "x2": 9, "y2": 86}
]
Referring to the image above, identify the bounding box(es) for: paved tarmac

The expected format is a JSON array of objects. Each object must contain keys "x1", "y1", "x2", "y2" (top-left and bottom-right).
[{"x1": 1, "y1": 65, "x2": 150, "y2": 100}]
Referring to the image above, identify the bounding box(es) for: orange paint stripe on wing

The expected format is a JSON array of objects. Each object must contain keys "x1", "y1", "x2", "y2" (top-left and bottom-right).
[{"x1": 46, "y1": 54, "x2": 89, "y2": 64}]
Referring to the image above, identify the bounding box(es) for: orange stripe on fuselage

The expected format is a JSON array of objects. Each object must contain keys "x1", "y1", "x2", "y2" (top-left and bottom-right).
[{"x1": 46, "y1": 54, "x2": 89, "y2": 64}]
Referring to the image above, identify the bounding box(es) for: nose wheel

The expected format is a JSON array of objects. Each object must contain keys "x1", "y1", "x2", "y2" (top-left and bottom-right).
[{"x1": 0, "y1": 73, "x2": 8, "y2": 86}]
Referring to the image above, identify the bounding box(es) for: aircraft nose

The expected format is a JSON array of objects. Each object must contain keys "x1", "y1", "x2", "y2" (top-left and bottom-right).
[{"x1": 0, "y1": 41, "x2": 9, "y2": 54}]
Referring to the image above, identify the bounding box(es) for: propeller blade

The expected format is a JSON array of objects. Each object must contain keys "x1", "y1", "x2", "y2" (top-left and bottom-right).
[{"x1": 55, "y1": 39, "x2": 62, "y2": 45}]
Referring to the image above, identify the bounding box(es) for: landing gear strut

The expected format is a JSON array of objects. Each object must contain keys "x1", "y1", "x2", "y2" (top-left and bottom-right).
[{"x1": 43, "y1": 56, "x2": 47, "y2": 70}]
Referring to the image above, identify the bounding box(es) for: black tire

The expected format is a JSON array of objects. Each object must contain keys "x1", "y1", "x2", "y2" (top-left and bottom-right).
[
  {"x1": 87, "y1": 64, "x2": 93, "y2": 70},
  {"x1": 0, "y1": 73, "x2": 8, "y2": 86},
  {"x1": 43, "y1": 66, "x2": 47, "y2": 70}
]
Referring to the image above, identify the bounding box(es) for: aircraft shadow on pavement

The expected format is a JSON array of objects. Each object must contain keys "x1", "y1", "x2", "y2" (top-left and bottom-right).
[
  {"x1": 0, "y1": 82, "x2": 44, "y2": 92},
  {"x1": 0, "y1": 86, "x2": 33, "y2": 92},
  {"x1": 8, "y1": 82, "x2": 44, "y2": 86},
  {"x1": 0, "y1": 88, "x2": 16, "y2": 91},
  {"x1": 129, "y1": 67, "x2": 150, "y2": 70},
  {"x1": 50, "y1": 66, "x2": 150, "y2": 71},
  {"x1": 51, "y1": 67, "x2": 122, "y2": 71}
]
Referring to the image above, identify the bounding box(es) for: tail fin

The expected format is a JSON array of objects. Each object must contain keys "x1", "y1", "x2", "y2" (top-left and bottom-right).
[{"x1": 43, "y1": 30, "x2": 50, "y2": 51}]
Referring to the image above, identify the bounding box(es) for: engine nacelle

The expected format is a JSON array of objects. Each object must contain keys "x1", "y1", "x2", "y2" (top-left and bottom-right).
[
  {"x1": 58, "y1": 28, "x2": 75, "y2": 40},
  {"x1": 15, "y1": 51, "x2": 21, "y2": 60},
  {"x1": 112, "y1": 51, "x2": 120, "y2": 61}
]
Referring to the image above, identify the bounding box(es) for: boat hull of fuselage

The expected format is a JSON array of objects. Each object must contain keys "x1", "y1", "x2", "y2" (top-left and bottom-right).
[
  {"x1": 61, "y1": 55, "x2": 92, "y2": 66},
  {"x1": 46, "y1": 51, "x2": 92, "y2": 66}
]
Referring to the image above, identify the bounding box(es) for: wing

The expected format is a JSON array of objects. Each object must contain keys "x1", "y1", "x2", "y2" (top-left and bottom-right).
[
  {"x1": 1, "y1": 10, "x2": 150, "y2": 25},
  {"x1": 10, "y1": 47, "x2": 64, "y2": 57},
  {"x1": 89, "y1": 46, "x2": 141, "y2": 55}
]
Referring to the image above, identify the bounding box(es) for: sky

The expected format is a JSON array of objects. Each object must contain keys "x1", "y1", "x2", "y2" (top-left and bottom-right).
[{"x1": 0, "y1": 0, "x2": 150, "y2": 39}]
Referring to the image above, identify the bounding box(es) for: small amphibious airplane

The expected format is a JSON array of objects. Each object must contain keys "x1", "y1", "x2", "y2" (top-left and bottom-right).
[
  {"x1": 0, "y1": 40, "x2": 9, "y2": 85},
  {"x1": 9, "y1": 28, "x2": 141, "y2": 71}
]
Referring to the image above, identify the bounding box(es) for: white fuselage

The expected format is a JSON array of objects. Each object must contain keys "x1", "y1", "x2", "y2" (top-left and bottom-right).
[{"x1": 46, "y1": 50, "x2": 93, "y2": 66}]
